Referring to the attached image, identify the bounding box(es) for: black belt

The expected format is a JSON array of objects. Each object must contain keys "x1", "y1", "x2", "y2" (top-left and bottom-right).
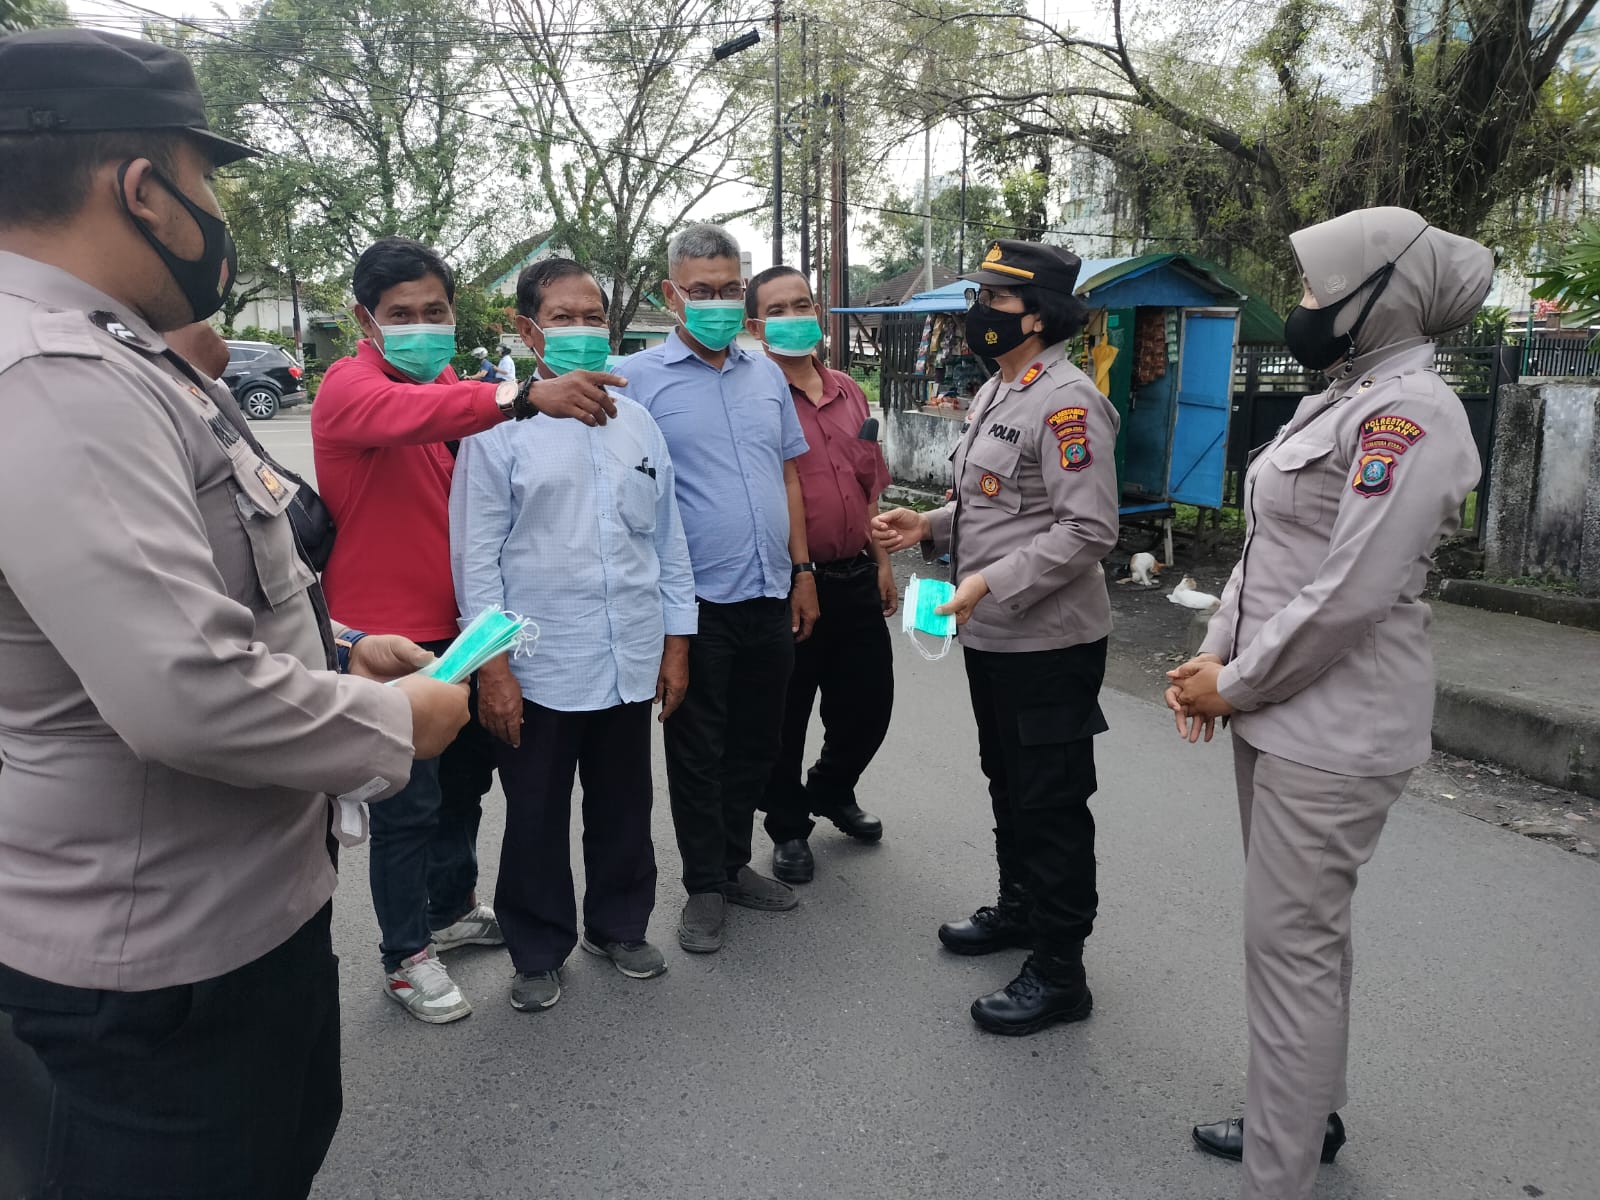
[{"x1": 815, "y1": 552, "x2": 876, "y2": 580}]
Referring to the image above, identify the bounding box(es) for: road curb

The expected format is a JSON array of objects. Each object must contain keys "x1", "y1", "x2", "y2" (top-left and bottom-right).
[
  {"x1": 1438, "y1": 579, "x2": 1600, "y2": 633},
  {"x1": 1433, "y1": 680, "x2": 1599, "y2": 798}
]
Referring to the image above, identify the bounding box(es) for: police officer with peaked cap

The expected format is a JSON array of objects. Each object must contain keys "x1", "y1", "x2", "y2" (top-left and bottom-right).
[
  {"x1": 874, "y1": 240, "x2": 1121, "y2": 1035},
  {"x1": 0, "y1": 29, "x2": 471, "y2": 1198},
  {"x1": 1167, "y1": 207, "x2": 1492, "y2": 1200}
]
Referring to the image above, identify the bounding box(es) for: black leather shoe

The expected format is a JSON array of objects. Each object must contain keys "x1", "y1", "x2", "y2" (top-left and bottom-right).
[
  {"x1": 826, "y1": 803, "x2": 883, "y2": 843},
  {"x1": 938, "y1": 903, "x2": 1031, "y2": 956},
  {"x1": 771, "y1": 838, "x2": 814, "y2": 884},
  {"x1": 1191, "y1": 1112, "x2": 1346, "y2": 1164},
  {"x1": 969, "y1": 956, "x2": 1092, "y2": 1036}
]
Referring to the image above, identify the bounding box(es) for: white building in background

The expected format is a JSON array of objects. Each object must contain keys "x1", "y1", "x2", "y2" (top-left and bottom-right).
[{"x1": 1049, "y1": 146, "x2": 1142, "y2": 260}]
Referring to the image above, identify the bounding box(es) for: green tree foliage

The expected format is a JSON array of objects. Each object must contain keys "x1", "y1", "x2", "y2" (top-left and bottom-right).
[
  {"x1": 861, "y1": 179, "x2": 1010, "y2": 276},
  {"x1": 925, "y1": 0, "x2": 1600, "y2": 300},
  {"x1": 0, "y1": 0, "x2": 68, "y2": 31},
  {"x1": 170, "y1": 0, "x2": 506, "y2": 298},
  {"x1": 495, "y1": 0, "x2": 770, "y2": 347},
  {"x1": 1532, "y1": 218, "x2": 1600, "y2": 333}
]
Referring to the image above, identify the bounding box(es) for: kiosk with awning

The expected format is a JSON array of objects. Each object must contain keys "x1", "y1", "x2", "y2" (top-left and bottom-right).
[{"x1": 835, "y1": 253, "x2": 1285, "y2": 563}]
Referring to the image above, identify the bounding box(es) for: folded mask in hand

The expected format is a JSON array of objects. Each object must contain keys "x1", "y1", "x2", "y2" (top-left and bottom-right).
[{"x1": 902, "y1": 574, "x2": 956, "y2": 661}]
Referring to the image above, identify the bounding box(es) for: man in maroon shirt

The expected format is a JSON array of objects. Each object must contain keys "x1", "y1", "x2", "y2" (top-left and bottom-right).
[
  {"x1": 314, "y1": 236, "x2": 625, "y2": 1023},
  {"x1": 746, "y1": 266, "x2": 897, "y2": 883}
]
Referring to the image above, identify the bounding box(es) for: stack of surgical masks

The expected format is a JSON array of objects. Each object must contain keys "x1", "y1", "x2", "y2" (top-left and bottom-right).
[
  {"x1": 335, "y1": 608, "x2": 538, "y2": 846},
  {"x1": 400, "y1": 606, "x2": 538, "y2": 686}
]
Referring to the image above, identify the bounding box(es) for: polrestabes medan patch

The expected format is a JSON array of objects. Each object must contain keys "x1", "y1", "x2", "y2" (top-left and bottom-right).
[
  {"x1": 1359, "y1": 414, "x2": 1425, "y2": 459},
  {"x1": 1352, "y1": 451, "x2": 1396, "y2": 498}
]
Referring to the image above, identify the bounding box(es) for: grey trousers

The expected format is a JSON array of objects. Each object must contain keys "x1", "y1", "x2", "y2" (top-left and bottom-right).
[{"x1": 1232, "y1": 736, "x2": 1411, "y2": 1200}]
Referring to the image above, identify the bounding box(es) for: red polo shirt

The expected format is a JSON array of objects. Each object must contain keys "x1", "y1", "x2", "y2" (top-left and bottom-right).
[
  {"x1": 312, "y1": 340, "x2": 505, "y2": 642},
  {"x1": 786, "y1": 360, "x2": 891, "y2": 563}
]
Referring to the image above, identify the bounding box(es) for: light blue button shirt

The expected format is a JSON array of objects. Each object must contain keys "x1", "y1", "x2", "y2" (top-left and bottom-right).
[
  {"x1": 620, "y1": 332, "x2": 809, "y2": 603},
  {"x1": 449, "y1": 398, "x2": 697, "y2": 712}
]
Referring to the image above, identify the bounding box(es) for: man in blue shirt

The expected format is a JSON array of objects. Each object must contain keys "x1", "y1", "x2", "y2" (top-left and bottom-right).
[
  {"x1": 451, "y1": 258, "x2": 696, "y2": 1011},
  {"x1": 622, "y1": 223, "x2": 816, "y2": 955}
]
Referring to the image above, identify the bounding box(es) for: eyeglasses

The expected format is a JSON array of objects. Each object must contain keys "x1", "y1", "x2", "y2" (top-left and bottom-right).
[
  {"x1": 965, "y1": 286, "x2": 1021, "y2": 310},
  {"x1": 675, "y1": 282, "x2": 745, "y2": 302}
]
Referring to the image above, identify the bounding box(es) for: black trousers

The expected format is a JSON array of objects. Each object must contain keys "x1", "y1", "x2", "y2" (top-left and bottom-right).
[
  {"x1": 963, "y1": 640, "x2": 1109, "y2": 953},
  {"x1": 493, "y1": 700, "x2": 657, "y2": 972},
  {"x1": 763, "y1": 560, "x2": 894, "y2": 842},
  {"x1": 664, "y1": 597, "x2": 795, "y2": 895},
  {"x1": 0, "y1": 904, "x2": 341, "y2": 1200}
]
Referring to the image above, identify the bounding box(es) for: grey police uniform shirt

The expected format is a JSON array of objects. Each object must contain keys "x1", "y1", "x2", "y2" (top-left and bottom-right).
[
  {"x1": 923, "y1": 344, "x2": 1121, "y2": 652},
  {"x1": 0, "y1": 252, "x2": 415, "y2": 992},
  {"x1": 1201, "y1": 342, "x2": 1480, "y2": 777}
]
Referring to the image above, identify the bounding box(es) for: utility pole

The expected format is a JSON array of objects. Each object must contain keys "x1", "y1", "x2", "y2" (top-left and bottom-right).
[
  {"x1": 797, "y1": 15, "x2": 808, "y2": 283},
  {"x1": 771, "y1": 0, "x2": 783, "y2": 267},
  {"x1": 958, "y1": 116, "x2": 969, "y2": 272},
  {"x1": 922, "y1": 119, "x2": 933, "y2": 293},
  {"x1": 284, "y1": 216, "x2": 303, "y2": 363},
  {"x1": 830, "y1": 83, "x2": 848, "y2": 371}
]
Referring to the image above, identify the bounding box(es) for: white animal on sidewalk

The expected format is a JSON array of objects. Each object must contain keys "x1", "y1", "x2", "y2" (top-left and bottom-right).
[
  {"x1": 1168, "y1": 575, "x2": 1222, "y2": 611},
  {"x1": 1122, "y1": 552, "x2": 1162, "y2": 587}
]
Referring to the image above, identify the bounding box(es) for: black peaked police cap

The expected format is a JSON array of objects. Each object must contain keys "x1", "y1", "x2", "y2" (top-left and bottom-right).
[
  {"x1": 0, "y1": 28, "x2": 258, "y2": 166},
  {"x1": 963, "y1": 239, "x2": 1083, "y2": 296}
]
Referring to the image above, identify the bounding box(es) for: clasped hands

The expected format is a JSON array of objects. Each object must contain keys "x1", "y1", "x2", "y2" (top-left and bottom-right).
[{"x1": 1164, "y1": 653, "x2": 1234, "y2": 744}]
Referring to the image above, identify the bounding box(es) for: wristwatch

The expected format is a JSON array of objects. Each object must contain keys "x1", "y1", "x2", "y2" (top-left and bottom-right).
[
  {"x1": 334, "y1": 629, "x2": 368, "y2": 674},
  {"x1": 791, "y1": 561, "x2": 817, "y2": 579},
  {"x1": 495, "y1": 378, "x2": 541, "y2": 421}
]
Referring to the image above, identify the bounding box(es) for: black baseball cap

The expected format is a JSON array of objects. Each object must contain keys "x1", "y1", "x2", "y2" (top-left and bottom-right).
[
  {"x1": 0, "y1": 28, "x2": 258, "y2": 165},
  {"x1": 963, "y1": 239, "x2": 1082, "y2": 295}
]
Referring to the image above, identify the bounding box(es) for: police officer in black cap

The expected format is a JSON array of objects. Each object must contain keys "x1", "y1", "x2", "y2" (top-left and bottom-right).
[
  {"x1": 874, "y1": 240, "x2": 1121, "y2": 1035},
  {"x1": 0, "y1": 29, "x2": 472, "y2": 1199}
]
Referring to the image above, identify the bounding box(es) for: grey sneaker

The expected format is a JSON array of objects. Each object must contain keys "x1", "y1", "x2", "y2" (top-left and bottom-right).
[
  {"x1": 723, "y1": 865, "x2": 798, "y2": 911},
  {"x1": 384, "y1": 948, "x2": 472, "y2": 1024},
  {"x1": 430, "y1": 903, "x2": 504, "y2": 954},
  {"x1": 509, "y1": 969, "x2": 561, "y2": 1012},
  {"x1": 678, "y1": 892, "x2": 726, "y2": 953},
  {"x1": 581, "y1": 934, "x2": 667, "y2": 979}
]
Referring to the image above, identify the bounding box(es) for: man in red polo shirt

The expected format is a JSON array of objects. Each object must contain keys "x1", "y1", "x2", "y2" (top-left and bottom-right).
[
  {"x1": 313, "y1": 236, "x2": 624, "y2": 1023},
  {"x1": 745, "y1": 266, "x2": 896, "y2": 884}
]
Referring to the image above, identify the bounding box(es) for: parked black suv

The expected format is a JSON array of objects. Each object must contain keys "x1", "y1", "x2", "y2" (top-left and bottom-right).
[{"x1": 222, "y1": 340, "x2": 309, "y2": 420}]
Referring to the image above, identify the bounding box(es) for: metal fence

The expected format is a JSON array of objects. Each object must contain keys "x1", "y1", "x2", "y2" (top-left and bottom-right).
[{"x1": 1507, "y1": 335, "x2": 1600, "y2": 377}]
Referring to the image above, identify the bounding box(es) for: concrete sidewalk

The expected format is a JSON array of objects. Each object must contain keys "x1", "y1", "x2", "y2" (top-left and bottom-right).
[{"x1": 1429, "y1": 600, "x2": 1600, "y2": 797}]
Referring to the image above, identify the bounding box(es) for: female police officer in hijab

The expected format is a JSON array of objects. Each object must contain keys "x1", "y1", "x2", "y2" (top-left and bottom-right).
[
  {"x1": 874, "y1": 241, "x2": 1119, "y2": 1036},
  {"x1": 1166, "y1": 207, "x2": 1493, "y2": 1200}
]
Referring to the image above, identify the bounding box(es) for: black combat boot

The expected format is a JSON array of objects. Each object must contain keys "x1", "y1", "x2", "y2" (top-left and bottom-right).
[
  {"x1": 969, "y1": 947, "x2": 1093, "y2": 1036},
  {"x1": 937, "y1": 876, "x2": 1030, "y2": 956}
]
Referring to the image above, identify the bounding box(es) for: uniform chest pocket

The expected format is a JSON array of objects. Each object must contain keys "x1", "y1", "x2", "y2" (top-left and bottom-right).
[
  {"x1": 964, "y1": 436, "x2": 1023, "y2": 515},
  {"x1": 616, "y1": 470, "x2": 658, "y2": 536},
  {"x1": 228, "y1": 454, "x2": 315, "y2": 610},
  {"x1": 1254, "y1": 437, "x2": 1338, "y2": 527}
]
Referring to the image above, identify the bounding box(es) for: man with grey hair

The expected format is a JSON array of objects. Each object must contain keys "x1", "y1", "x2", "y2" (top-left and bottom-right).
[{"x1": 620, "y1": 223, "x2": 816, "y2": 954}]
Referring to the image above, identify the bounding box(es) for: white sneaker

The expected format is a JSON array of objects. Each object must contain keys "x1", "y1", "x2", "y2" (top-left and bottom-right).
[
  {"x1": 430, "y1": 903, "x2": 504, "y2": 954},
  {"x1": 384, "y1": 947, "x2": 472, "y2": 1024}
]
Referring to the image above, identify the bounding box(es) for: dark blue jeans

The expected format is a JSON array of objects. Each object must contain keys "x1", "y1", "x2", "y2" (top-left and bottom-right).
[{"x1": 368, "y1": 651, "x2": 496, "y2": 971}]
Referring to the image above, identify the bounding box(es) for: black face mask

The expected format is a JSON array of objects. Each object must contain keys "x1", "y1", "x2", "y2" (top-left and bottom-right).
[
  {"x1": 117, "y1": 160, "x2": 239, "y2": 324},
  {"x1": 1282, "y1": 290, "x2": 1362, "y2": 372},
  {"x1": 964, "y1": 302, "x2": 1033, "y2": 359}
]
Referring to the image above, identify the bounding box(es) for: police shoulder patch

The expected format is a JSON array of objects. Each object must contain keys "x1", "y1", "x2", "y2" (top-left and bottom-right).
[{"x1": 1352, "y1": 451, "x2": 1396, "y2": 498}]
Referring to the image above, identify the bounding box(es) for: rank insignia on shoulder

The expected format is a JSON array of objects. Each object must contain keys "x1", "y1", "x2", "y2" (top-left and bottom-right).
[
  {"x1": 1352, "y1": 451, "x2": 1395, "y2": 498},
  {"x1": 979, "y1": 472, "x2": 1002, "y2": 497},
  {"x1": 1018, "y1": 361, "x2": 1046, "y2": 388},
  {"x1": 88, "y1": 310, "x2": 152, "y2": 350}
]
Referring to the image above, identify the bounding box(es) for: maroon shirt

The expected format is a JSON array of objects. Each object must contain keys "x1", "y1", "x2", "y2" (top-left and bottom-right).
[{"x1": 786, "y1": 360, "x2": 891, "y2": 562}]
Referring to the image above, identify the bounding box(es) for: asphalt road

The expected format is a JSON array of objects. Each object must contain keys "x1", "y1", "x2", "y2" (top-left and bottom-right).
[{"x1": 253, "y1": 413, "x2": 1598, "y2": 1200}]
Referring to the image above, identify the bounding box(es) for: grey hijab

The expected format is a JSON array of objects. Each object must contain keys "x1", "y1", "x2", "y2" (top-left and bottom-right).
[{"x1": 1289, "y1": 206, "x2": 1494, "y2": 359}]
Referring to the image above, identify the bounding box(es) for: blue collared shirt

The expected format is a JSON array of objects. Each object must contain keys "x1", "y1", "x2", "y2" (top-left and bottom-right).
[
  {"x1": 449, "y1": 398, "x2": 697, "y2": 712},
  {"x1": 620, "y1": 332, "x2": 809, "y2": 603}
]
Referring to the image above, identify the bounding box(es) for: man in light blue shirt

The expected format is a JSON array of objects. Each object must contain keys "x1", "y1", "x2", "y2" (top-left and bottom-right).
[
  {"x1": 451, "y1": 259, "x2": 695, "y2": 1012},
  {"x1": 621, "y1": 223, "x2": 816, "y2": 955}
]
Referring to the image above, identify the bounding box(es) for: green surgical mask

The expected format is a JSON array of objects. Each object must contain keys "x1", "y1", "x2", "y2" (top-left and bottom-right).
[
  {"x1": 377, "y1": 322, "x2": 457, "y2": 382},
  {"x1": 536, "y1": 325, "x2": 612, "y2": 375},
  {"x1": 762, "y1": 314, "x2": 822, "y2": 357},
  {"x1": 901, "y1": 574, "x2": 956, "y2": 660},
  {"x1": 671, "y1": 285, "x2": 745, "y2": 351}
]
